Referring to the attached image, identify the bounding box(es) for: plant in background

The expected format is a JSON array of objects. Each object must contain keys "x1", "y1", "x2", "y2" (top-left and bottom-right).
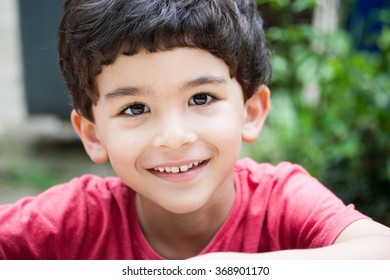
[{"x1": 244, "y1": 0, "x2": 390, "y2": 224}]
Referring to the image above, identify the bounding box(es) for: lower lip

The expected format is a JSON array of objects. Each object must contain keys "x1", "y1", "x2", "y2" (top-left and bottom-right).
[{"x1": 148, "y1": 161, "x2": 209, "y2": 183}]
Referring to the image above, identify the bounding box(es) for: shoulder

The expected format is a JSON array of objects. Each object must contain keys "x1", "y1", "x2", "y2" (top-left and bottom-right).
[
  {"x1": 235, "y1": 157, "x2": 307, "y2": 174},
  {"x1": 234, "y1": 158, "x2": 369, "y2": 249},
  {"x1": 235, "y1": 157, "x2": 312, "y2": 188},
  {"x1": 61, "y1": 174, "x2": 131, "y2": 198},
  {"x1": 0, "y1": 175, "x2": 135, "y2": 259},
  {"x1": 61, "y1": 174, "x2": 127, "y2": 192},
  {"x1": 38, "y1": 174, "x2": 133, "y2": 215},
  {"x1": 37, "y1": 174, "x2": 131, "y2": 201},
  {"x1": 0, "y1": 174, "x2": 132, "y2": 222},
  {"x1": 234, "y1": 158, "x2": 343, "y2": 217}
]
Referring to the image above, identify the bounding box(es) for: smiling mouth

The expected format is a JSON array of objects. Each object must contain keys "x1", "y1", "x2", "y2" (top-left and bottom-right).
[{"x1": 152, "y1": 160, "x2": 205, "y2": 174}]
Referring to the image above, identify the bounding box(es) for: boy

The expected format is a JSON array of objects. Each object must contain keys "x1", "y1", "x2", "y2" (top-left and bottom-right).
[{"x1": 0, "y1": 0, "x2": 389, "y2": 259}]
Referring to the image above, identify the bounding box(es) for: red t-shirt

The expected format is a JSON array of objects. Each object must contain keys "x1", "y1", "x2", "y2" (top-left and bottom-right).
[{"x1": 0, "y1": 158, "x2": 368, "y2": 259}]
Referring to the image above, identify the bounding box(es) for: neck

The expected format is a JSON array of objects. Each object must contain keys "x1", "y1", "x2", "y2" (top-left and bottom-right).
[{"x1": 135, "y1": 181, "x2": 235, "y2": 259}]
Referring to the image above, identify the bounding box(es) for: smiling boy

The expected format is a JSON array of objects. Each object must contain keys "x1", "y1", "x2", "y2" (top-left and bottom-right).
[{"x1": 0, "y1": 0, "x2": 389, "y2": 259}]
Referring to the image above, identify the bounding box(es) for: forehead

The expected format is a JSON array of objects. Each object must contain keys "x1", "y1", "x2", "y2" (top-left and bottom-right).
[{"x1": 96, "y1": 48, "x2": 233, "y2": 96}]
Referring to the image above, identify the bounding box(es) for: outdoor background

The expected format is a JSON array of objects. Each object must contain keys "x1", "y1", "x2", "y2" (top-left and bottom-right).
[{"x1": 0, "y1": 0, "x2": 389, "y2": 226}]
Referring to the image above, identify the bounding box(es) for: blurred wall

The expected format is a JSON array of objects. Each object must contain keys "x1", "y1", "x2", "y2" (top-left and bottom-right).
[
  {"x1": 18, "y1": 0, "x2": 70, "y2": 119},
  {"x1": 0, "y1": 0, "x2": 26, "y2": 133},
  {"x1": 0, "y1": 0, "x2": 74, "y2": 139}
]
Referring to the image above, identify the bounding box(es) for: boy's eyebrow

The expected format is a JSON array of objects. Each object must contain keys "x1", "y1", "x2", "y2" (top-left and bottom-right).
[
  {"x1": 179, "y1": 75, "x2": 228, "y2": 91},
  {"x1": 104, "y1": 75, "x2": 228, "y2": 101},
  {"x1": 104, "y1": 86, "x2": 142, "y2": 101}
]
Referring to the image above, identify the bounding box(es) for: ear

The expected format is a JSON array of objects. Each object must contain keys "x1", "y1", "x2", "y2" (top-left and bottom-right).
[
  {"x1": 71, "y1": 110, "x2": 108, "y2": 164},
  {"x1": 242, "y1": 85, "x2": 271, "y2": 143}
]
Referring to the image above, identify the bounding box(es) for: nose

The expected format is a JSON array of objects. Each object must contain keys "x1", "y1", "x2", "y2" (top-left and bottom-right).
[{"x1": 152, "y1": 111, "x2": 198, "y2": 149}]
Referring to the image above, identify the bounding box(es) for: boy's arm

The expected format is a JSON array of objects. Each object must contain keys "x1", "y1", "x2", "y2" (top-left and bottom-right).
[{"x1": 192, "y1": 219, "x2": 390, "y2": 259}]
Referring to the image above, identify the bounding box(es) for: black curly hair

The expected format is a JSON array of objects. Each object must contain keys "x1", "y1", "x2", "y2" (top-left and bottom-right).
[{"x1": 58, "y1": 0, "x2": 271, "y2": 121}]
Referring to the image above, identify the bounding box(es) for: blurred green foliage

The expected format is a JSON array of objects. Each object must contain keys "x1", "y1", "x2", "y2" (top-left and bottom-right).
[{"x1": 243, "y1": 0, "x2": 390, "y2": 224}]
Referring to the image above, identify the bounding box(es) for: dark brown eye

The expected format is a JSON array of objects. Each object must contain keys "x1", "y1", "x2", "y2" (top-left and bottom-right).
[
  {"x1": 189, "y1": 94, "x2": 212, "y2": 105},
  {"x1": 123, "y1": 103, "x2": 150, "y2": 116}
]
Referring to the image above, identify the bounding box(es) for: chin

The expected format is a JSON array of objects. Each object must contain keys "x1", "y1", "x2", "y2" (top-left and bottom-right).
[{"x1": 161, "y1": 196, "x2": 209, "y2": 215}]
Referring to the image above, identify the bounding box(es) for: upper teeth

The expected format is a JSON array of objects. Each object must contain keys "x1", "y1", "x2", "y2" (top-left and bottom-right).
[{"x1": 153, "y1": 161, "x2": 203, "y2": 173}]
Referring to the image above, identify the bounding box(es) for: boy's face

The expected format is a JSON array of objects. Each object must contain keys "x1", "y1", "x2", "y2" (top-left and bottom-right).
[{"x1": 72, "y1": 48, "x2": 269, "y2": 214}]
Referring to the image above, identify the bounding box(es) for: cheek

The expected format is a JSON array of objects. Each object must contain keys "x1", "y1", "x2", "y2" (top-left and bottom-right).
[
  {"x1": 104, "y1": 128, "x2": 147, "y2": 169},
  {"x1": 199, "y1": 109, "x2": 244, "y2": 151},
  {"x1": 214, "y1": 103, "x2": 245, "y2": 133}
]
